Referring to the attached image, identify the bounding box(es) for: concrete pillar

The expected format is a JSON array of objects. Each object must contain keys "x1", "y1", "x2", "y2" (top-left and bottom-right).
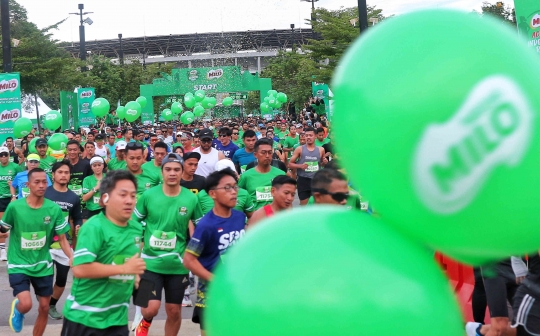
[
  {"x1": 257, "y1": 56, "x2": 261, "y2": 74},
  {"x1": 235, "y1": 57, "x2": 238, "y2": 66},
  {"x1": 188, "y1": 60, "x2": 192, "y2": 68}
]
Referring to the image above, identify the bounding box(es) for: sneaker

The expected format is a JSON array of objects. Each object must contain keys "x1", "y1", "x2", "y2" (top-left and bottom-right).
[
  {"x1": 135, "y1": 318, "x2": 152, "y2": 336},
  {"x1": 131, "y1": 309, "x2": 143, "y2": 332},
  {"x1": 182, "y1": 294, "x2": 193, "y2": 307},
  {"x1": 9, "y1": 299, "x2": 24, "y2": 333},
  {"x1": 0, "y1": 249, "x2": 7, "y2": 261},
  {"x1": 465, "y1": 322, "x2": 482, "y2": 336},
  {"x1": 48, "y1": 305, "x2": 62, "y2": 320}
]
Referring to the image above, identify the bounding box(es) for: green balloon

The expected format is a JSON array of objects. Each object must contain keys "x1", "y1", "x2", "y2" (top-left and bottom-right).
[
  {"x1": 193, "y1": 105, "x2": 205, "y2": 117},
  {"x1": 194, "y1": 90, "x2": 206, "y2": 102},
  {"x1": 124, "y1": 101, "x2": 142, "y2": 123},
  {"x1": 44, "y1": 110, "x2": 62, "y2": 131},
  {"x1": 28, "y1": 137, "x2": 37, "y2": 154},
  {"x1": 171, "y1": 102, "x2": 183, "y2": 115},
  {"x1": 267, "y1": 89, "x2": 278, "y2": 97},
  {"x1": 162, "y1": 109, "x2": 174, "y2": 121},
  {"x1": 201, "y1": 97, "x2": 212, "y2": 109},
  {"x1": 184, "y1": 95, "x2": 196, "y2": 109},
  {"x1": 206, "y1": 207, "x2": 462, "y2": 336},
  {"x1": 277, "y1": 92, "x2": 288, "y2": 103},
  {"x1": 332, "y1": 9, "x2": 540, "y2": 265},
  {"x1": 13, "y1": 117, "x2": 33, "y2": 138},
  {"x1": 116, "y1": 106, "x2": 126, "y2": 120},
  {"x1": 222, "y1": 97, "x2": 233, "y2": 107},
  {"x1": 267, "y1": 97, "x2": 278, "y2": 107},
  {"x1": 48, "y1": 133, "x2": 68, "y2": 151},
  {"x1": 260, "y1": 103, "x2": 270, "y2": 113},
  {"x1": 136, "y1": 96, "x2": 147, "y2": 108},
  {"x1": 91, "y1": 97, "x2": 110, "y2": 118},
  {"x1": 180, "y1": 111, "x2": 195, "y2": 124},
  {"x1": 263, "y1": 96, "x2": 270, "y2": 103},
  {"x1": 208, "y1": 97, "x2": 217, "y2": 109}
]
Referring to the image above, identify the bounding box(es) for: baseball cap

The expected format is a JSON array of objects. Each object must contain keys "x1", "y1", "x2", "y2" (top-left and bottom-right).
[
  {"x1": 35, "y1": 138, "x2": 48, "y2": 147},
  {"x1": 183, "y1": 152, "x2": 201, "y2": 161},
  {"x1": 198, "y1": 128, "x2": 213, "y2": 140},
  {"x1": 162, "y1": 153, "x2": 184, "y2": 167},
  {"x1": 0, "y1": 146, "x2": 8, "y2": 154},
  {"x1": 214, "y1": 159, "x2": 235, "y2": 172},
  {"x1": 295, "y1": 124, "x2": 303, "y2": 128},
  {"x1": 95, "y1": 134, "x2": 104, "y2": 140},
  {"x1": 27, "y1": 153, "x2": 40, "y2": 162},
  {"x1": 116, "y1": 140, "x2": 127, "y2": 150}
]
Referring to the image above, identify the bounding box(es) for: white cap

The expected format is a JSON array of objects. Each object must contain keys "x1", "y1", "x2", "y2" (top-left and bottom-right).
[
  {"x1": 214, "y1": 159, "x2": 236, "y2": 172},
  {"x1": 90, "y1": 156, "x2": 104, "y2": 165},
  {"x1": 0, "y1": 146, "x2": 8, "y2": 154},
  {"x1": 116, "y1": 140, "x2": 127, "y2": 150}
]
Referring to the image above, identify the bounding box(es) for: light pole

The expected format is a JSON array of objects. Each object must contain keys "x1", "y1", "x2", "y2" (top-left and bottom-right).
[
  {"x1": 118, "y1": 33, "x2": 124, "y2": 65},
  {"x1": 290, "y1": 24, "x2": 295, "y2": 53},
  {"x1": 1, "y1": 0, "x2": 11, "y2": 72},
  {"x1": 357, "y1": 0, "x2": 368, "y2": 32},
  {"x1": 69, "y1": 4, "x2": 93, "y2": 71}
]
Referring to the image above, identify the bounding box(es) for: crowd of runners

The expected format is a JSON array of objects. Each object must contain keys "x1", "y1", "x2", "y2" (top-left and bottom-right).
[{"x1": 0, "y1": 104, "x2": 371, "y2": 336}]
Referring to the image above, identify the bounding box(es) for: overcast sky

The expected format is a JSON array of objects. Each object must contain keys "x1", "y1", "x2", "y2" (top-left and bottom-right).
[{"x1": 19, "y1": 0, "x2": 487, "y2": 42}]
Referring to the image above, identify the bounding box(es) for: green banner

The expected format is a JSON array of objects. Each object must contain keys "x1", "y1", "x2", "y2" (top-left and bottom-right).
[
  {"x1": 60, "y1": 91, "x2": 78, "y2": 130},
  {"x1": 515, "y1": 0, "x2": 540, "y2": 54},
  {"x1": 0, "y1": 73, "x2": 22, "y2": 144},
  {"x1": 312, "y1": 82, "x2": 330, "y2": 115},
  {"x1": 77, "y1": 88, "x2": 95, "y2": 127}
]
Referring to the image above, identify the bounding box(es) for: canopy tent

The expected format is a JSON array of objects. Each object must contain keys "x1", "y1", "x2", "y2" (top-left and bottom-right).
[{"x1": 21, "y1": 94, "x2": 52, "y2": 128}]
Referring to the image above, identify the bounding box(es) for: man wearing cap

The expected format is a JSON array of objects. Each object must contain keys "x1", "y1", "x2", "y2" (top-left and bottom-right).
[
  {"x1": 180, "y1": 152, "x2": 205, "y2": 194},
  {"x1": 11, "y1": 154, "x2": 52, "y2": 199},
  {"x1": 0, "y1": 146, "x2": 23, "y2": 261},
  {"x1": 66, "y1": 140, "x2": 93, "y2": 197},
  {"x1": 35, "y1": 138, "x2": 57, "y2": 180},
  {"x1": 193, "y1": 129, "x2": 225, "y2": 178},
  {"x1": 108, "y1": 141, "x2": 128, "y2": 171},
  {"x1": 141, "y1": 141, "x2": 168, "y2": 183},
  {"x1": 133, "y1": 153, "x2": 202, "y2": 336}
]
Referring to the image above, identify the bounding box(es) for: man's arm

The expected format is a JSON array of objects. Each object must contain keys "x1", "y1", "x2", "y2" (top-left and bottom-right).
[
  {"x1": 58, "y1": 234, "x2": 73, "y2": 261},
  {"x1": 218, "y1": 151, "x2": 226, "y2": 161},
  {"x1": 288, "y1": 147, "x2": 306, "y2": 170},
  {"x1": 72, "y1": 255, "x2": 146, "y2": 279},
  {"x1": 247, "y1": 208, "x2": 265, "y2": 229},
  {"x1": 320, "y1": 147, "x2": 328, "y2": 166},
  {"x1": 183, "y1": 252, "x2": 213, "y2": 281}
]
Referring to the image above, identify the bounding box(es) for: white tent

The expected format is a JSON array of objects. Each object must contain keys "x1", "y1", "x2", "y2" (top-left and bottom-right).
[{"x1": 21, "y1": 94, "x2": 52, "y2": 121}]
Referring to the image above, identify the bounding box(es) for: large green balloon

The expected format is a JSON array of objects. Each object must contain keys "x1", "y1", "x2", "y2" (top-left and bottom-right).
[
  {"x1": 260, "y1": 103, "x2": 270, "y2": 113},
  {"x1": 91, "y1": 97, "x2": 110, "y2": 118},
  {"x1": 263, "y1": 96, "x2": 270, "y2": 103},
  {"x1": 136, "y1": 96, "x2": 147, "y2": 108},
  {"x1": 276, "y1": 92, "x2": 288, "y2": 103},
  {"x1": 162, "y1": 109, "x2": 174, "y2": 121},
  {"x1": 201, "y1": 97, "x2": 212, "y2": 109},
  {"x1": 193, "y1": 105, "x2": 205, "y2": 117},
  {"x1": 116, "y1": 106, "x2": 126, "y2": 120},
  {"x1": 180, "y1": 111, "x2": 195, "y2": 124},
  {"x1": 194, "y1": 90, "x2": 206, "y2": 102},
  {"x1": 207, "y1": 207, "x2": 463, "y2": 336},
  {"x1": 267, "y1": 89, "x2": 277, "y2": 97},
  {"x1": 171, "y1": 102, "x2": 183, "y2": 115},
  {"x1": 222, "y1": 97, "x2": 233, "y2": 107},
  {"x1": 124, "y1": 101, "x2": 142, "y2": 123},
  {"x1": 184, "y1": 95, "x2": 196, "y2": 109},
  {"x1": 207, "y1": 97, "x2": 217, "y2": 109},
  {"x1": 44, "y1": 110, "x2": 62, "y2": 131},
  {"x1": 332, "y1": 9, "x2": 540, "y2": 265},
  {"x1": 13, "y1": 117, "x2": 33, "y2": 138},
  {"x1": 28, "y1": 137, "x2": 37, "y2": 154},
  {"x1": 48, "y1": 133, "x2": 68, "y2": 151}
]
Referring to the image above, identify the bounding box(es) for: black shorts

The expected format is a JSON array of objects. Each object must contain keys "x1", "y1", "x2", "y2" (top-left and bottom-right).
[
  {"x1": 0, "y1": 197, "x2": 11, "y2": 212},
  {"x1": 481, "y1": 262, "x2": 519, "y2": 318},
  {"x1": 141, "y1": 270, "x2": 189, "y2": 304},
  {"x1": 9, "y1": 273, "x2": 53, "y2": 297},
  {"x1": 82, "y1": 208, "x2": 101, "y2": 220},
  {"x1": 512, "y1": 278, "x2": 540, "y2": 336},
  {"x1": 192, "y1": 306, "x2": 205, "y2": 329},
  {"x1": 296, "y1": 176, "x2": 312, "y2": 201},
  {"x1": 61, "y1": 318, "x2": 128, "y2": 336}
]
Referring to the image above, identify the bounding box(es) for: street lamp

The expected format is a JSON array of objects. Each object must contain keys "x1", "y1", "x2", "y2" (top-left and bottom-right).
[
  {"x1": 290, "y1": 24, "x2": 295, "y2": 53},
  {"x1": 118, "y1": 34, "x2": 124, "y2": 65},
  {"x1": 357, "y1": 0, "x2": 369, "y2": 32},
  {"x1": 69, "y1": 3, "x2": 93, "y2": 70},
  {"x1": 1, "y1": 0, "x2": 11, "y2": 72}
]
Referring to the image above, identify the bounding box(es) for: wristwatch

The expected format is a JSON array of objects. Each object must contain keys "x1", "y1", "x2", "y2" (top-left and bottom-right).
[{"x1": 92, "y1": 187, "x2": 97, "y2": 193}]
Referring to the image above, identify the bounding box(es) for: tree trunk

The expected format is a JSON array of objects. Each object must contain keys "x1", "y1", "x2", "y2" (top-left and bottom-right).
[{"x1": 34, "y1": 93, "x2": 41, "y2": 133}]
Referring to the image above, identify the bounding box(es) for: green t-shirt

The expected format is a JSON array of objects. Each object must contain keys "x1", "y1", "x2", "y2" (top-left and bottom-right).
[
  {"x1": 283, "y1": 135, "x2": 299, "y2": 159},
  {"x1": 141, "y1": 161, "x2": 163, "y2": 184},
  {"x1": 134, "y1": 168, "x2": 161, "y2": 199},
  {"x1": 197, "y1": 188, "x2": 254, "y2": 215},
  {"x1": 233, "y1": 139, "x2": 245, "y2": 149},
  {"x1": 136, "y1": 140, "x2": 148, "y2": 149},
  {"x1": 0, "y1": 198, "x2": 69, "y2": 276},
  {"x1": 134, "y1": 186, "x2": 202, "y2": 274},
  {"x1": 108, "y1": 158, "x2": 127, "y2": 171},
  {"x1": 82, "y1": 174, "x2": 105, "y2": 211},
  {"x1": 277, "y1": 131, "x2": 288, "y2": 145},
  {"x1": 39, "y1": 155, "x2": 57, "y2": 180},
  {"x1": 315, "y1": 138, "x2": 331, "y2": 147},
  {"x1": 64, "y1": 213, "x2": 142, "y2": 329},
  {"x1": 0, "y1": 162, "x2": 22, "y2": 198},
  {"x1": 238, "y1": 166, "x2": 286, "y2": 211}
]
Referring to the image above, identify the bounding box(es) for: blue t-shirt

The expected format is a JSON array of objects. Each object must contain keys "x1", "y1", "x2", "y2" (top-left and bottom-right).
[
  {"x1": 213, "y1": 140, "x2": 239, "y2": 159},
  {"x1": 12, "y1": 171, "x2": 52, "y2": 199},
  {"x1": 232, "y1": 148, "x2": 256, "y2": 168},
  {"x1": 105, "y1": 143, "x2": 116, "y2": 159},
  {"x1": 185, "y1": 209, "x2": 246, "y2": 272}
]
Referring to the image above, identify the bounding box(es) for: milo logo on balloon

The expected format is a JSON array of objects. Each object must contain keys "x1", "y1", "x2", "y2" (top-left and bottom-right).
[
  {"x1": 46, "y1": 113, "x2": 57, "y2": 120},
  {"x1": 126, "y1": 109, "x2": 137, "y2": 116},
  {"x1": 0, "y1": 109, "x2": 19, "y2": 122},
  {"x1": 413, "y1": 76, "x2": 533, "y2": 213}
]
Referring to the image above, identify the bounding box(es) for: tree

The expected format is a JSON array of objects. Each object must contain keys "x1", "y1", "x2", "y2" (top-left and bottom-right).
[{"x1": 478, "y1": 1, "x2": 516, "y2": 26}]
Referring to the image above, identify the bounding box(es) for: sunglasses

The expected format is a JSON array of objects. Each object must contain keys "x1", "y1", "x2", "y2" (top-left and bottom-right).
[
  {"x1": 125, "y1": 142, "x2": 143, "y2": 149},
  {"x1": 28, "y1": 160, "x2": 39, "y2": 164},
  {"x1": 219, "y1": 134, "x2": 229, "y2": 137},
  {"x1": 312, "y1": 188, "x2": 350, "y2": 203},
  {"x1": 0, "y1": 153, "x2": 8, "y2": 157},
  {"x1": 232, "y1": 133, "x2": 239, "y2": 135},
  {"x1": 201, "y1": 138, "x2": 213, "y2": 143}
]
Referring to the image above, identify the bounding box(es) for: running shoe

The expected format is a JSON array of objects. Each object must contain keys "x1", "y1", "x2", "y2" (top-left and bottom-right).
[
  {"x1": 9, "y1": 298, "x2": 24, "y2": 333},
  {"x1": 465, "y1": 322, "x2": 482, "y2": 336},
  {"x1": 48, "y1": 305, "x2": 62, "y2": 319},
  {"x1": 135, "y1": 319, "x2": 151, "y2": 336},
  {"x1": 131, "y1": 309, "x2": 143, "y2": 332},
  {"x1": 0, "y1": 249, "x2": 7, "y2": 261},
  {"x1": 182, "y1": 294, "x2": 193, "y2": 307}
]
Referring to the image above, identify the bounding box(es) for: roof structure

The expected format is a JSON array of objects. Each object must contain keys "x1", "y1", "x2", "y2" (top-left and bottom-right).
[{"x1": 61, "y1": 28, "x2": 318, "y2": 59}]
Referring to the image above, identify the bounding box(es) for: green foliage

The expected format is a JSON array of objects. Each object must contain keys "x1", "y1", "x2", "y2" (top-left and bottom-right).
[
  {"x1": 477, "y1": 1, "x2": 516, "y2": 26},
  {"x1": 244, "y1": 91, "x2": 260, "y2": 115}
]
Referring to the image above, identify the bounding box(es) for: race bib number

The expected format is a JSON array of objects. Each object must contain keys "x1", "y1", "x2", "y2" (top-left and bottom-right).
[
  {"x1": 255, "y1": 186, "x2": 272, "y2": 201},
  {"x1": 109, "y1": 255, "x2": 135, "y2": 283},
  {"x1": 22, "y1": 187, "x2": 30, "y2": 198},
  {"x1": 305, "y1": 162, "x2": 319, "y2": 173},
  {"x1": 149, "y1": 231, "x2": 176, "y2": 251},
  {"x1": 69, "y1": 185, "x2": 82, "y2": 196},
  {"x1": 21, "y1": 231, "x2": 46, "y2": 250},
  {"x1": 361, "y1": 202, "x2": 369, "y2": 211}
]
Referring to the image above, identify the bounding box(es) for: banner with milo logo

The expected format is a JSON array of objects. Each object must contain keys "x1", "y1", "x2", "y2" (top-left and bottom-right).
[
  {"x1": 515, "y1": 0, "x2": 540, "y2": 54},
  {"x1": 77, "y1": 88, "x2": 95, "y2": 128},
  {"x1": 0, "y1": 73, "x2": 22, "y2": 145}
]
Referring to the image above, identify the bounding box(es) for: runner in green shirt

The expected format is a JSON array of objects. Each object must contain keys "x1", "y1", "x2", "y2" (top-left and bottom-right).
[
  {"x1": 82, "y1": 156, "x2": 106, "y2": 221},
  {"x1": 283, "y1": 124, "x2": 300, "y2": 160},
  {"x1": 125, "y1": 142, "x2": 160, "y2": 199},
  {"x1": 0, "y1": 146, "x2": 23, "y2": 261},
  {"x1": 315, "y1": 127, "x2": 331, "y2": 147},
  {"x1": 35, "y1": 138, "x2": 57, "y2": 180},
  {"x1": 108, "y1": 141, "x2": 128, "y2": 171},
  {"x1": 141, "y1": 141, "x2": 168, "y2": 184},
  {"x1": 276, "y1": 122, "x2": 289, "y2": 146},
  {"x1": 62, "y1": 170, "x2": 146, "y2": 335},
  {"x1": 231, "y1": 130, "x2": 244, "y2": 149},
  {"x1": 133, "y1": 153, "x2": 203, "y2": 336},
  {"x1": 0, "y1": 168, "x2": 72, "y2": 335},
  {"x1": 238, "y1": 139, "x2": 286, "y2": 211}
]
